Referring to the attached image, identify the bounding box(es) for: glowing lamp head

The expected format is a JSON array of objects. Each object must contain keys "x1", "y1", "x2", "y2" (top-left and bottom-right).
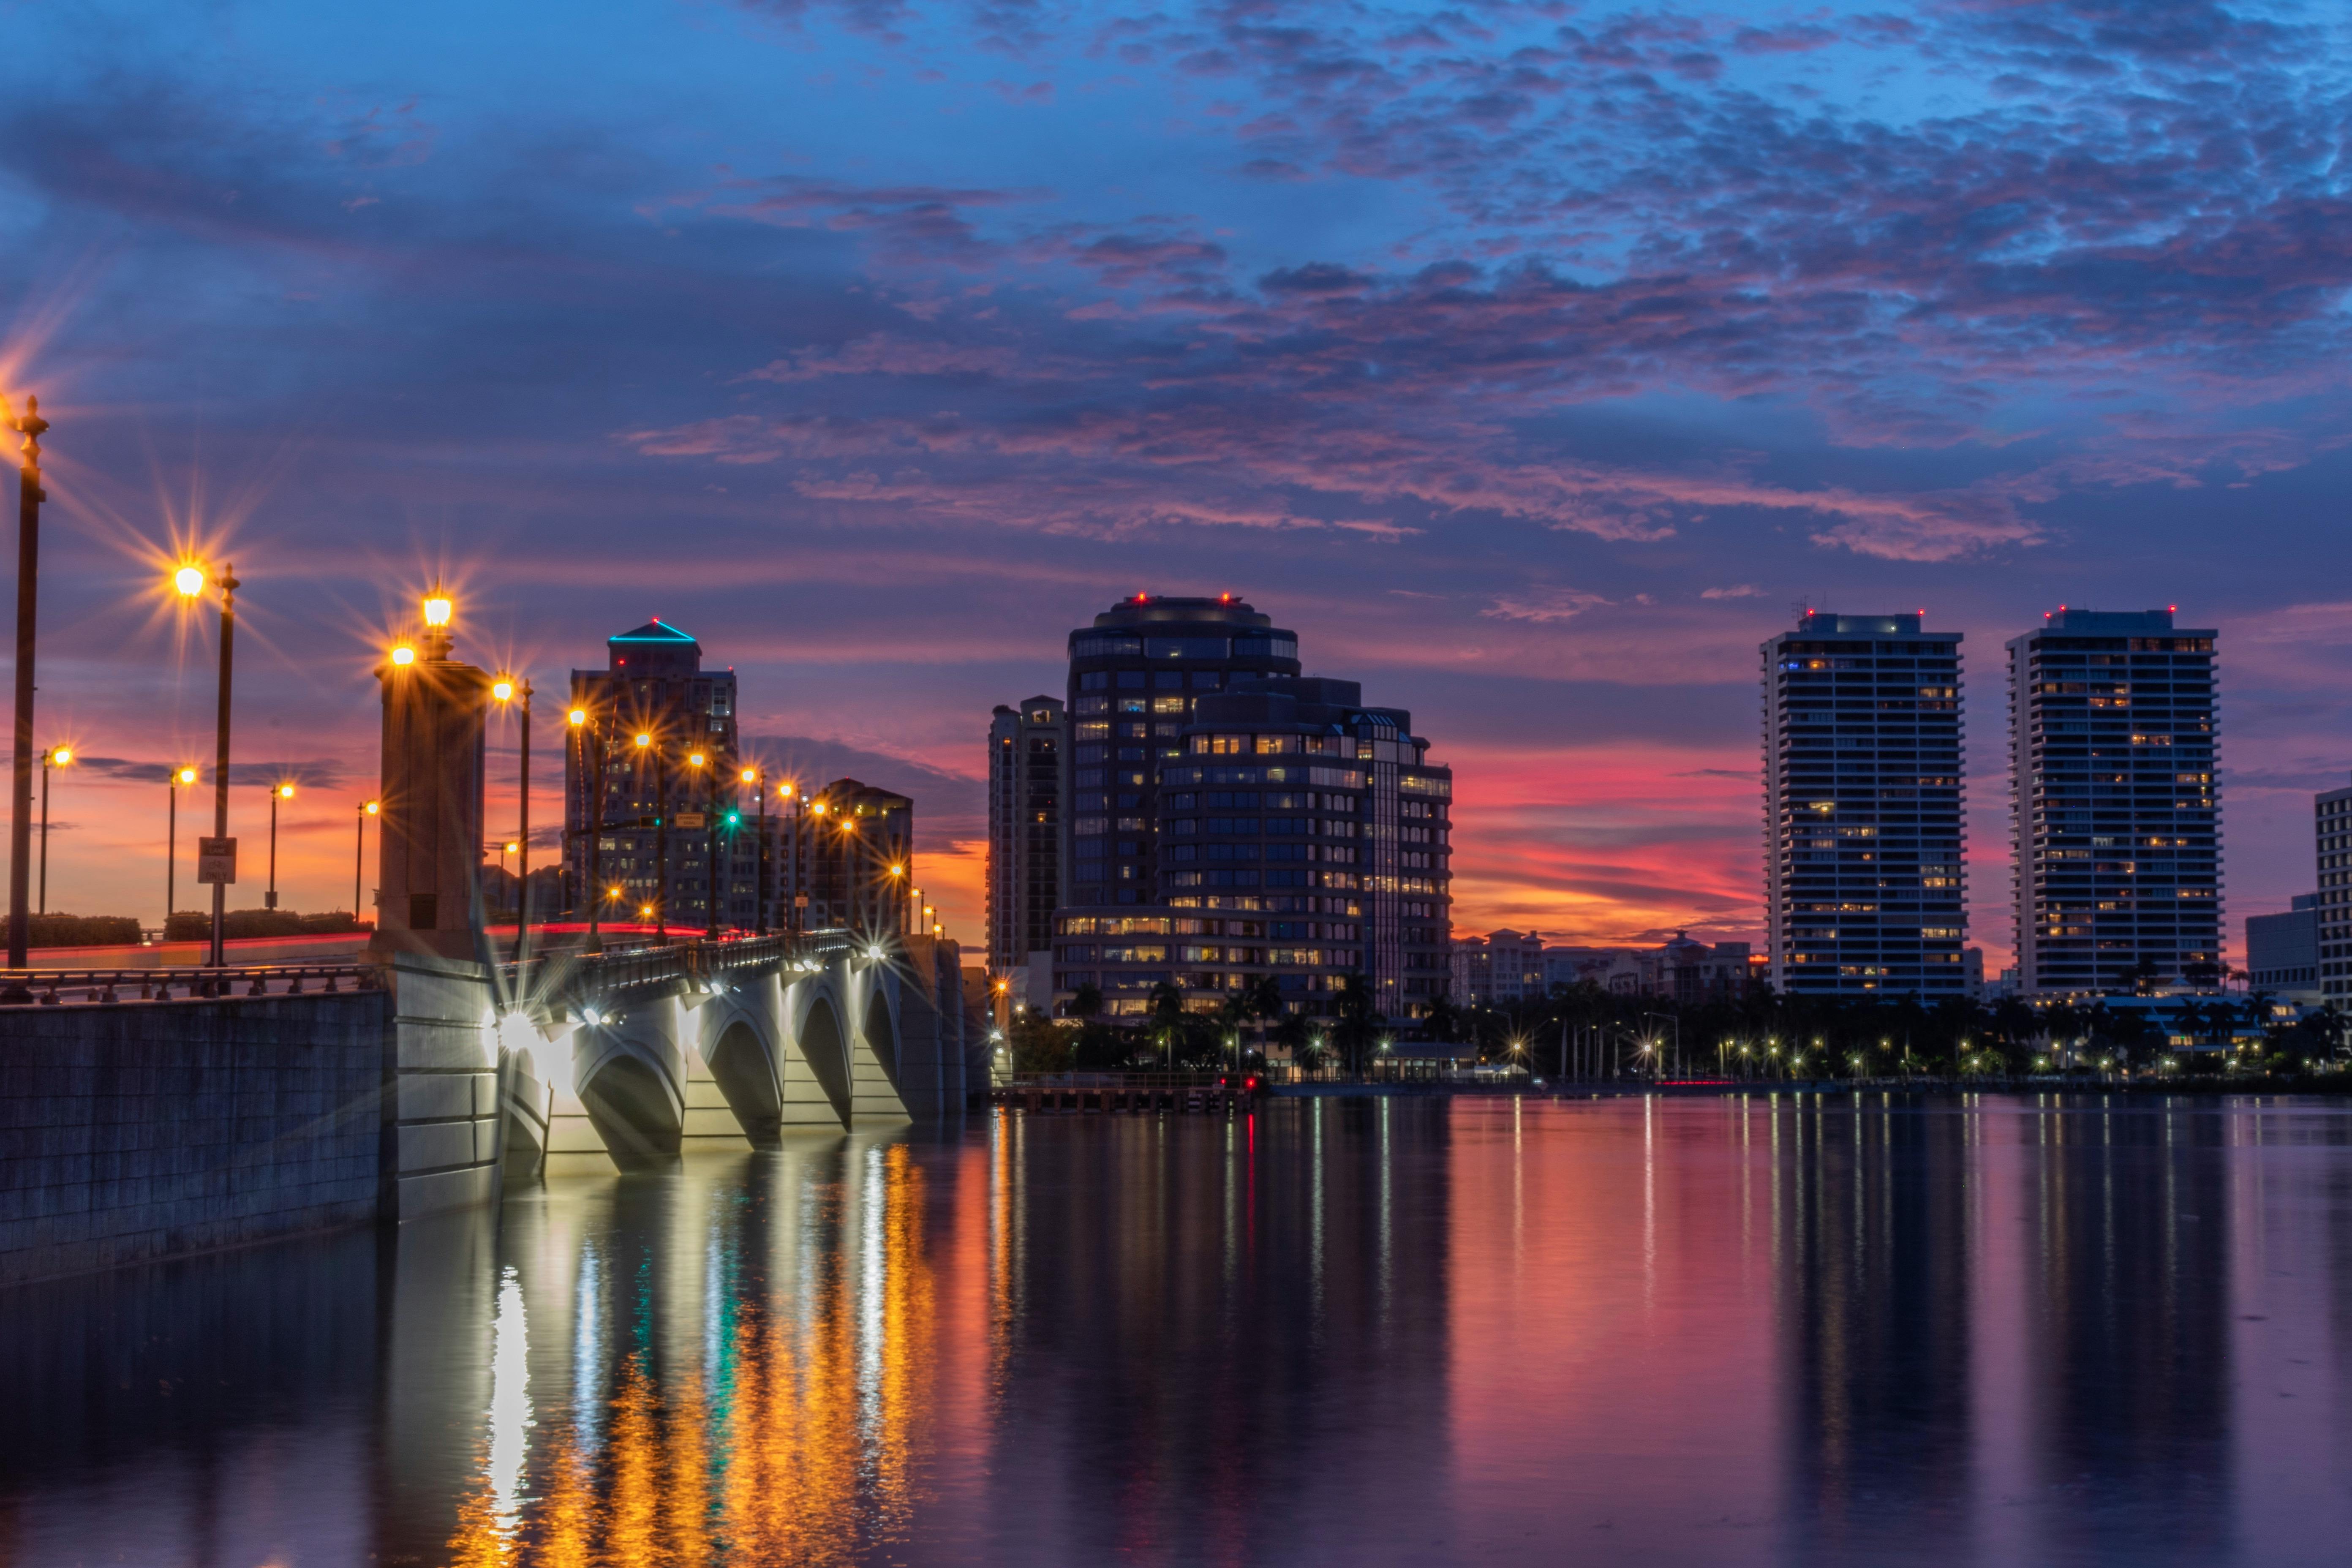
[
  {"x1": 888, "y1": 863, "x2": 904, "y2": 877},
  {"x1": 640, "y1": 904, "x2": 653, "y2": 919},
  {"x1": 365, "y1": 800, "x2": 380, "y2": 815},
  {"x1": 277, "y1": 783, "x2": 295, "y2": 799},
  {"x1": 568, "y1": 708, "x2": 587, "y2": 727},
  {"x1": 390, "y1": 645, "x2": 416, "y2": 667},
  {"x1": 422, "y1": 594, "x2": 452, "y2": 628},
  {"x1": 634, "y1": 732, "x2": 652, "y2": 749},
  {"x1": 492, "y1": 679, "x2": 514, "y2": 702},
  {"x1": 779, "y1": 782, "x2": 795, "y2": 799},
  {"x1": 810, "y1": 800, "x2": 825, "y2": 816},
  {"x1": 740, "y1": 768, "x2": 757, "y2": 784},
  {"x1": 49, "y1": 747, "x2": 69, "y2": 766},
  {"x1": 687, "y1": 751, "x2": 706, "y2": 768},
  {"x1": 504, "y1": 841, "x2": 519, "y2": 855},
  {"x1": 173, "y1": 565, "x2": 205, "y2": 598},
  {"x1": 177, "y1": 767, "x2": 197, "y2": 786}
]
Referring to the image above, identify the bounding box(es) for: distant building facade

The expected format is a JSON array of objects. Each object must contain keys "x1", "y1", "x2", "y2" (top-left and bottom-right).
[
  {"x1": 2320, "y1": 777, "x2": 2352, "y2": 1007},
  {"x1": 784, "y1": 778, "x2": 914, "y2": 936},
  {"x1": 2247, "y1": 896, "x2": 2320, "y2": 1004},
  {"x1": 988, "y1": 697, "x2": 1064, "y2": 999},
  {"x1": 1762, "y1": 611, "x2": 1967, "y2": 998},
  {"x1": 564, "y1": 620, "x2": 749, "y2": 931},
  {"x1": 1451, "y1": 929, "x2": 1546, "y2": 1006},
  {"x1": 1539, "y1": 935, "x2": 1757, "y2": 1003},
  {"x1": 2008, "y1": 608, "x2": 2219, "y2": 994}
]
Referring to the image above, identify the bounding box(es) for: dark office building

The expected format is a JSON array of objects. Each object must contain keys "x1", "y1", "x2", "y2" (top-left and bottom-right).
[
  {"x1": 1063, "y1": 596, "x2": 1302, "y2": 908},
  {"x1": 2314, "y1": 774, "x2": 2352, "y2": 1004},
  {"x1": 1761, "y1": 611, "x2": 1967, "y2": 997},
  {"x1": 563, "y1": 620, "x2": 751, "y2": 931},
  {"x1": 988, "y1": 697, "x2": 1064, "y2": 988},
  {"x1": 2008, "y1": 608, "x2": 2219, "y2": 995},
  {"x1": 1054, "y1": 672, "x2": 1452, "y2": 1023}
]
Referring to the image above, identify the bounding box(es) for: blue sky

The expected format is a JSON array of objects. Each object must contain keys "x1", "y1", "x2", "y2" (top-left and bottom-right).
[{"x1": 3, "y1": 0, "x2": 2349, "y2": 960}]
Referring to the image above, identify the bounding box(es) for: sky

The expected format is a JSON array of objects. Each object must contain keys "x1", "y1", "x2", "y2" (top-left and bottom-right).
[{"x1": 1, "y1": 0, "x2": 2348, "y2": 967}]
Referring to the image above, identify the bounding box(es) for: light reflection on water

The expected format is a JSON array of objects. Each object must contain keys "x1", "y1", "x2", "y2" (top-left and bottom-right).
[{"x1": 3, "y1": 1096, "x2": 2352, "y2": 1565}]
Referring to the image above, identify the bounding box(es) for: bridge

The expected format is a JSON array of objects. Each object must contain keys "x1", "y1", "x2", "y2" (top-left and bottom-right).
[{"x1": 0, "y1": 928, "x2": 975, "y2": 1286}]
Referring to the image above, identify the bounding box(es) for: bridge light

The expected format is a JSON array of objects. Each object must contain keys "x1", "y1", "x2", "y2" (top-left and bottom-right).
[
  {"x1": 687, "y1": 751, "x2": 706, "y2": 768},
  {"x1": 492, "y1": 678, "x2": 514, "y2": 702},
  {"x1": 740, "y1": 767, "x2": 757, "y2": 785},
  {"x1": 504, "y1": 841, "x2": 519, "y2": 855},
  {"x1": 568, "y1": 708, "x2": 587, "y2": 727},
  {"x1": 390, "y1": 645, "x2": 416, "y2": 667},
  {"x1": 177, "y1": 767, "x2": 197, "y2": 785},
  {"x1": 888, "y1": 863, "x2": 904, "y2": 877},
  {"x1": 365, "y1": 800, "x2": 380, "y2": 815},
  {"x1": 779, "y1": 782, "x2": 795, "y2": 798},
  {"x1": 173, "y1": 564, "x2": 205, "y2": 597},
  {"x1": 635, "y1": 732, "x2": 652, "y2": 749},
  {"x1": 48, "y1": 747, "x2": 70, "y2": 767},
  {"x1": 422, "y1": 593, "x2": 452, "y2": 627},
  {"x1": 277, "y1": 783, "x2": 295, "y2": 799},
  {"x1": 640, "y1": 904, "x2": 654, "y2": 919}
]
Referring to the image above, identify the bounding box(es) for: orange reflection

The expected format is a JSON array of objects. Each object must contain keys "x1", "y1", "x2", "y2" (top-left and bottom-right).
[{"x1": 443, "y1": 1143, "x2": 945, "y2": 1565}]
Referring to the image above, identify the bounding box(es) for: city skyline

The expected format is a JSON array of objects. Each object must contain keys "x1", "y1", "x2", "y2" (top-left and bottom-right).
[{"x1": 2, "y1": 3, "x2": 2348, "y2": 969}]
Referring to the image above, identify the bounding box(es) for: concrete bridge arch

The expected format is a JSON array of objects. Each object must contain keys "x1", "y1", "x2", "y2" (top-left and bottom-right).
[{"x1": 517, "y1": 941, "x2": 950, "y2": 1176}]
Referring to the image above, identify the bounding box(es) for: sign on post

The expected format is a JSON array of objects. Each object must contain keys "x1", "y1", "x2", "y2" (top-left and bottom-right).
[
  {"x1": 675, "y1": 811, "x2": 707, "y2": 829},
  {"x1": 196, "y1": 837, "x2": 237, "y2": 885}
]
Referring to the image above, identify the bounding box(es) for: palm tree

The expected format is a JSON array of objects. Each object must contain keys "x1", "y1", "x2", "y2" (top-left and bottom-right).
[
  {"x1": 1148, "y1": 979, "x2": 1185, "y2": 1068},
  {"x1": 1334, "y1": 971, "x2": 1379, "y2": 1077},
  {"x1": 1246, "y1": 972, "x2": 1284, "y2": 1060},
  {"x1": 1069, "y1": 981, "x2": 1102, "y2": 1021}
]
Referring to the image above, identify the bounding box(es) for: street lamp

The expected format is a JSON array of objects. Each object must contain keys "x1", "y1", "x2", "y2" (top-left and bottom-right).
[
  {"x1": 779, "y1": 781, "x2": 803, "y2": 933},
  {"x1": 740, "y1": 764, "x2": 768, "y2": 934},
  {"x1": 491, "y1": 674, "x2": 532, "y2": 963},
  {"x1": 169, "y1": 766, "x2": 199, "y2": 932},
  {"x1": 267, "y1": 782, "x2": 294, "y2": 910},
  {"x1": 3, "y1": 393, "x2": 50, "y2": 983},
  {"x1": 176, "y1": 559, "x2": 240, "y2": 969},
  {"x1": 682, "y1": 747, "x2": 718, "y2": 939},
  {"x1": 36, "y1": 745, "x2": 69, "y2": 916},
  {"x1": 355, "y1": 799, "x2": 378, "y2": 920}
]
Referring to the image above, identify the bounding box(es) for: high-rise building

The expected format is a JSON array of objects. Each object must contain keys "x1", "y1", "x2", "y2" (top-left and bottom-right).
[
  {"x1": 1051, "y1": 672, "x2": 1451, "y2": 1023},
  {"x1": 2008, "y1": 608, "x2": 2219, "y2": 994},
  {"x1": 2316, "y1": 776, "x2": 2352, "y2": 1004},
  {"x1": 1063, "y1": 596, "x2": 1301, "y2": 908},
  {"x1": 988, "y1": 697, "x2": 1064, "y2": 997},
  {"x1": 564, "y1": 619, "x2": 750, "y2": 931},
  {"x1": 2248, "y1": 895, "x2": 2320, "y2": 1004},
  {"x1": 1761, "y1": 612, "x2": 1967, "y2": 997}
]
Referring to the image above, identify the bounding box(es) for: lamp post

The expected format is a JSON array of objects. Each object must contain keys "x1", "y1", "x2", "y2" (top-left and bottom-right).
[
  {"x1": 37, "y1": 745, "x2": 70, "y2": 915},
  {"x1": 682, "y1": 748, "x2": 718, "y2": 940},
  {"x1": 493, "y1": 675, "x2": 531, "y2": 964},
  {"x1": 175, "y1": 561, "x2": 240, "y2": 969},
  {"x1": 741, "y1": 765, "x2": 764, "y2": 934},
  {"x1": 354, "y1": 799, "x2": 377, "y2": 919},
  {"x1": 170, "y1": 766, "x2": 197, "y2": 931},
  {"x1": 265, "y1": 782, "x2": 294, "y2": 910},
  {"x1": 4, "y1": 393, "x2": 50, "y2": 983},
  {"x1": 571, "y1": 704, "x2": 605, "y2": 953},
  {"x1": 635, "y1": 728, "x2": 666, "y2": 939},
  {"x1": 780, "y1": 781, "x2": 801, "y2": 933}
]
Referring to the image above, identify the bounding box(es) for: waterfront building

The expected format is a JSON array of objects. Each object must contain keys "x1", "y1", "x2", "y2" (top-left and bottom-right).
[
  {"x1": 2248, "y1": 896, "x2": 2321, "y2": 1004},
  {"x1": 1052, "y1": 670, "x2": 1451, "y2": 1022},
  {"x1": 1761, "y1": 611, "x2": 1967, "y2": 997},
  {"x1": 1062, "y1": 596, "x2": 1301, "y2": 909},
  {"x1": 2007, "y1": 608, "x2": 2220, "y2": 994},
  {"x1": 1540, "y1": 936, "x2": 1758, "y2": 1002},
  {"x1": 564, "y1": 619, "x2": 751, "y2": 930},
  {"x1": 1451, "y1": 929, "x2": 1547, "y2": 1006},
  {"x1": 2319, "y1": 776, "x2": 2352, "y2": 1005},
  {"x1": 988, "y1": 697, "x2": 1064, "y2": 1004}
]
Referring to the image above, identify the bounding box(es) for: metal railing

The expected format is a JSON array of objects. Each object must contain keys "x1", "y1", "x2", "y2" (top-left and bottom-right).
[{"x1": 0, "y1": 963, "x2": 381, "y2": 1005}]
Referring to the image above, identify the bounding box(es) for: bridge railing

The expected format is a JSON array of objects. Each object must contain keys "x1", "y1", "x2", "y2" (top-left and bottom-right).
[{"x1": 0, "y1": 963, "x2": 381, "y2": 1005}]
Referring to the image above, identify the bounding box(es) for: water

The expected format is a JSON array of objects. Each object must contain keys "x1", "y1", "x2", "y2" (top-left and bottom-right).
[{"x1": 5, "y1": 1094, "x2": 2351, "y2": 1566}]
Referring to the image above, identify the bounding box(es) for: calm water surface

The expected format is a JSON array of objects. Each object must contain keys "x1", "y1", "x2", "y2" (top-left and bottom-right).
[{"x1": 6, "y1": 1094, "x2": 2352, "y2": 1566}]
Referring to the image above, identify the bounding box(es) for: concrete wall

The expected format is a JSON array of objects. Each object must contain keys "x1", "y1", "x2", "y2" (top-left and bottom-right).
[{"x1": 0, "y1": 994, "x2": 392, "y2": 1286}]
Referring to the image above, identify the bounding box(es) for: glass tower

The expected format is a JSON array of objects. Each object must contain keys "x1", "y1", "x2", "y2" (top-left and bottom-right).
[
  {"x1": 1762, "y1": 611, "x2": 1967, "y2": 997},
  {"x1": 1062, "y1": 596, "x2": 1301, "y2": 907},
  {"x1": 2007, "y1": 608, "x2": 2219, "y2": 994}
]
